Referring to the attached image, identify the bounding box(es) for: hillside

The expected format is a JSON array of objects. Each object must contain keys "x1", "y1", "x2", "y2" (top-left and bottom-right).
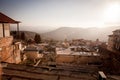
[
  {"x1": 11, "y1": 31, "x2": 39, "y2": 40},
  {"x1": 11, "y1": 26, "x2": 120, "y2": 42},
  {"x1": 42, "y1": 26, "x2": 120, "y2": 41}
]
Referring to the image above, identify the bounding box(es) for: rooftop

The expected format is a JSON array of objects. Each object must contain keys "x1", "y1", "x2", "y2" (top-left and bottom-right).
[
  {"x1": 1, "y1": 63, "x2": 98, "y2": 80},
  {"x1": 0, "y1": 12, "x2": 20, "y2": 23}
]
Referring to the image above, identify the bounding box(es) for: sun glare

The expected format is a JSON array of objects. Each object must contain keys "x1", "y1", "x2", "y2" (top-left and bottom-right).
[{"x1": 104, "y1": 2, "x2": 120, "y2": 23}]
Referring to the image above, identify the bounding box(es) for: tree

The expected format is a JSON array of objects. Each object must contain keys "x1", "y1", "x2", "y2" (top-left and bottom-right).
[
  {"x1": 27, "y1": 38, "x2": 34, "y2": 44},
  {"x1": 21, "y1": 32, "x2": 26, "y2": 41},
  {"x1": 34, "y1": 34, "x2": 41, "y2": 44}
]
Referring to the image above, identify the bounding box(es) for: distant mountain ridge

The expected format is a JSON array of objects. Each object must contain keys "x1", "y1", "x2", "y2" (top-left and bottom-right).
[
  {"x1": 41, "y1": 26, "x2": 120, "y2": 41},
  {"x1": 11, "y1": 26, "x2": 120, "y2": 42}
]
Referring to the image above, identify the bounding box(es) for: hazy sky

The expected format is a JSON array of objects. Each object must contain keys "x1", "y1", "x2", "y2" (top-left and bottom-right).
[{"x1": 0, "y1": 0, "x2": 120, "y2": 32}]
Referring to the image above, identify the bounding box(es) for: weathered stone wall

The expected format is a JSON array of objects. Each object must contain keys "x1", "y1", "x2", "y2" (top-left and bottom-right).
[
  {"x1": 0, "y1": 36, "x2": 21, "y2": 63},
  {"x1": 0, "y1": 36, "x2": 13, "y2": 47},
  {"x1": 0, "y1": 45, "x2": 15, "y2": 63},
  {"x1": 56, "y1": 55, "x2": 101, "y2": 64},
  {"x1": 14, "y1": 49, "x2": 21, "y2": 64},
  {"x1": 56, "y1": 55, "x2": 75, "y2": 63},
  {"x1": 0, "y1": 36, "x2": 13, "y2": 63}
]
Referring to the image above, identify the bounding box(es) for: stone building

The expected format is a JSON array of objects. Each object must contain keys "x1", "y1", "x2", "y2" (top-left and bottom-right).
[
  {"x1": 23, "y1": 46, "x2": 43, "y2": 62},
  {"x1": 108, "y1": 29, "x2": 120, "y2": 52},
  {"x1": 55, "y1": 47, "x2": 100, "y2": 64},
  {"x1": 0, "y1": 12, "x2": 21, "y2": 63}
]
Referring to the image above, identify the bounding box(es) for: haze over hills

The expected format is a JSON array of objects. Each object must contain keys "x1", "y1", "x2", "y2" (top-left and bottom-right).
[
  {"x1": 11, "y1": 26, "x2": 57, "y2": 33},
  {"x1": 41, "y1": 26, "x2": 120, "y2": 41},
  {"x1": 11, "y1": 26, "x2": 120, "y2": 42}
]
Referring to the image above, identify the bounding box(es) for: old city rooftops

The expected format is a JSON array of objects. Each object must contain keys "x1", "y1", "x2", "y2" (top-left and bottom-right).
[{"x1": 24, "y1": 46, "x2": 40, "y2": 51}]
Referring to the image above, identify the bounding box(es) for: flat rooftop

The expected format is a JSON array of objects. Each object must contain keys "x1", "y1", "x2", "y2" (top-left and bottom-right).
[{"x1": 1, "y1": 63, "x2": 98, "y2": 80}]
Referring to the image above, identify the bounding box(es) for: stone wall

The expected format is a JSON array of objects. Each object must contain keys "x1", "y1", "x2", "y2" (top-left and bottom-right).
[
  {"x1": 0, "y1": 45, "x2": 15, "y2": 63},
  {"x1": 0, "y1": 36, "x2": 21, "y2": 63},
  {"x1": 0, "y1": 36, "x2": 13, "y2": 47},
  {"x1": 56, "y1": 55, "x2": 101, "y2": 64}
]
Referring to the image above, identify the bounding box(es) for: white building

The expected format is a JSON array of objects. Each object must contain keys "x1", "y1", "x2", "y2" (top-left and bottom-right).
[
  {"x1": 56, "y1": 46, "x2": 100, "y2": 64},
  {"x1": 23, "y1": 46, "x2": 43, "y2": 62},
  {"x1": 108, "y1": 29, "x2": 120, "y2": 52}
]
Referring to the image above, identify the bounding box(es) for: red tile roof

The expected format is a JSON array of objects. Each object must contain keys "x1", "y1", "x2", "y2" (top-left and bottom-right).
[{"x1": 0, "y1": 12, "x2": 20, "y2": 23}]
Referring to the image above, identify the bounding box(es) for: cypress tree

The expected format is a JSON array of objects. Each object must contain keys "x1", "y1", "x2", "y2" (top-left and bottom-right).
[{"x1": 34, "y1": 34, "x2": 41, "y2": 44}]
